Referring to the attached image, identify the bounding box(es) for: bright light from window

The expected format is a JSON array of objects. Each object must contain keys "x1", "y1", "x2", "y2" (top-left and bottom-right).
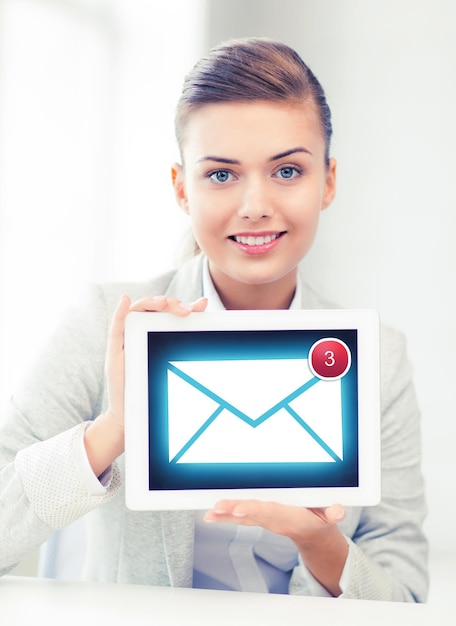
[{"x1": 0, "y1": 0, "x2": 205, "y2": 412}]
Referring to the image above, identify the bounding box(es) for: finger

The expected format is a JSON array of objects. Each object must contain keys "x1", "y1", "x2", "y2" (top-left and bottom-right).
[
  {"x1": 105, "y1": 295, "x2": 131, "y2": 421},
  {"x1": 160, "y1": 296, "x2": 208, "y2": 316},
  {"x1": 189, "y1": 296, "x2": 208, "y2": 312},
  {"x1": 129, "y1": 296, "x2": 208, "y2": 316},
  {"x1": 129, "y1": 295, "x2": 170, "y2": 313},
  {"x1": 108, "y1": 294, "x2": 131, "y2": 349},
  {"x1": 204, "y1": 499, "x2": 244, "y2": 519},
  {"x1": 112, "y1": 294, "x2": 132, "y2": 325},
  {"x1": 205, "y1": 499, "x2": 285, "y2": 528},
  {"x1": 204, "y1": 500, "x2": 346, "y2": 536},
  {"x1": 205, "y1": 500, "x2": 311, "y2": 540},
  {"x1": 317, "y1": 504, "x2": 346, "y2": 524}
]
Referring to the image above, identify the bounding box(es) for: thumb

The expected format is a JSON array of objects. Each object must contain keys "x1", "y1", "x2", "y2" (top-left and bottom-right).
[{"x1": 324, "y1": 504, "x2": 346, "y2": 524}]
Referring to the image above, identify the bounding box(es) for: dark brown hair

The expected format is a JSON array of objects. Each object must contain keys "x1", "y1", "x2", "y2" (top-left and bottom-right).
[{"x1": 175, "y1": 37, "x2": 332, "y2": 165}]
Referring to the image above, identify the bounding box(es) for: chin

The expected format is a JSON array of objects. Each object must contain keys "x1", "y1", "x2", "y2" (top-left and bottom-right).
[{"x1": 231, "y1": 267, "x2": 297, "y2": 287}]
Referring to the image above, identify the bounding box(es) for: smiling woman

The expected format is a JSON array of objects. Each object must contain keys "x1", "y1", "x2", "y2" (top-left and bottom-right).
[
  {"x1": 172, "y1": 100, "x2": 336, "y2": 310},
  {"x1": 0, "y1": 34, "x2": 428, "y2": 603}
]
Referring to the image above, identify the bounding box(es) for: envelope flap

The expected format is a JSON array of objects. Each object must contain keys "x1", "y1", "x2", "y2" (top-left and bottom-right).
[{"x1": 168, "y1": 360, "x2": 316, "y2": 419}]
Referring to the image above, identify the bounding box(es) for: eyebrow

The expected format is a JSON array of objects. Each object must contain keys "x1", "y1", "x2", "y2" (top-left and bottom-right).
[
  {"x1": 197, "y1": 147, "x2": 312, "y2": 165},
  {"x1": 269, "y1": 147, "x2": 313, "y2": 161}
]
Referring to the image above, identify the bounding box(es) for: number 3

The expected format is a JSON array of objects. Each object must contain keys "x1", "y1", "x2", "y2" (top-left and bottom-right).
[{"x1": 324, "y1": 350, "x2": 335, "y2": 367}]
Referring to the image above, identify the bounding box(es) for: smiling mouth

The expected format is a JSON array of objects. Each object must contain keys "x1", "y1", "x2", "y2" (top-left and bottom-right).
[{"x1": 229, "y1": 232, "x2": 285, "y2": 246}]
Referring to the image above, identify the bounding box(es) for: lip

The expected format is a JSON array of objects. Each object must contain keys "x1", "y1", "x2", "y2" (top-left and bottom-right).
[{"x1": 228, "y1": 231, "x2": 286, "y2": 255}]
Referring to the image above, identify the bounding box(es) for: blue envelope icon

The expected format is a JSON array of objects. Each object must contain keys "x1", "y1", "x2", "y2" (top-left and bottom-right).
[{"x1": 166, "y1": 359, "x2": 343, "y2": 465}]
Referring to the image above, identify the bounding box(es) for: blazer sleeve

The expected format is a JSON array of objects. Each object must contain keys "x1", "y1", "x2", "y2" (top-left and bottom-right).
[
  {"x1": 290, "y1": 325, "x2": 428, "y2": 601},
  {"x1": 0, "y1": 285, "x2": 122, "y2": 576}
]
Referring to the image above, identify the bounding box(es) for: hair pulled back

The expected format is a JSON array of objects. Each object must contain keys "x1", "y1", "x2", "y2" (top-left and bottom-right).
[{"x1": 175, "y1": 37, "x2": 332, "y2": 165}]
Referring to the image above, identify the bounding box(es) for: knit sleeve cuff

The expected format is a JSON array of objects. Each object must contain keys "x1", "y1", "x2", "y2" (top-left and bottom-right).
[
  {"x1": 15, "y1": 422, "x2": 121, "y2": 529},
  {"x1": 341, "y1": 538, "x2": 393, "y2": 600}
]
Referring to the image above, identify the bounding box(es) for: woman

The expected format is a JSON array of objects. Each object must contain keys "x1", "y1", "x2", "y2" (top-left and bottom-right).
[{"x1": 0, "y1": 38, "x2": 428, "y2": 601}]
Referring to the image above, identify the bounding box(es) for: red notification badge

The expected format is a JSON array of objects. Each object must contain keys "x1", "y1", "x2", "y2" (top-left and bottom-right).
[{"x1": 309, "y1": 338, "x2": 351, "y2": 380}]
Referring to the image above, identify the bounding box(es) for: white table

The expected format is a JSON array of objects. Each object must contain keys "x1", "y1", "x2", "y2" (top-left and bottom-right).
[{"x1": 0, "y1": 576, "x2": 452, "y2": 626}]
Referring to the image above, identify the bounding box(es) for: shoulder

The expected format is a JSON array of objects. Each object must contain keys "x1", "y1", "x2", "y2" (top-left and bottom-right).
[
  {"x1": 378, "y1": 323, "x2": 415, "y2": 421},
  {"x1": 91, "y1": 255, "x2": 205, "y2": 317},
  {"x1": 297, "y1": 273, "x2": 341, "y2": 310},
  {"x1": 379, "y1": 324, "x2": 409, "y2": 373},
  {"x1": 297, "y1": 271, "x2": 413, "y2": 403},
  {"x1": 92, "y1": 269, "x2": 178, "y2": 317}
]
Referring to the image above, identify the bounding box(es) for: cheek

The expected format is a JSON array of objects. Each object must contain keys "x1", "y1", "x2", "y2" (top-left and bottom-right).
[
  {"x1": 186, "y1": 199, "x2": 221, "y2": 245},
  {"x1": 285, "y1": 191, "x2": 322, "y2": 226},
  {"x1": 301, "y1": 180, "x2": 327, "y2": 213},
  {"x1": 187, "y1": 188, "x2": 232, "y2": 225}
]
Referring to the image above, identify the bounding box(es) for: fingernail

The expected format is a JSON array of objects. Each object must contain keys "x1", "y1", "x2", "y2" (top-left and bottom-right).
[
  {"x1": 153, "y1": 295, "x2": 167, "y2": 301},
  {"x1": 179, "y1": 302, "x2": 193, "y2": 311},
  {"x1": 188, "y1": 298, "x2": 206, "y2": 308},
  {"x1": 334, "y1": 505, "x2": 346, "y2": 521}
]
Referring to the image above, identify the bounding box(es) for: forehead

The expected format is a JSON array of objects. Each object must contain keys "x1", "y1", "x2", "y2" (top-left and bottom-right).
[{"x1": 180, "y1": 100, "x2": 326, "y2": 162}]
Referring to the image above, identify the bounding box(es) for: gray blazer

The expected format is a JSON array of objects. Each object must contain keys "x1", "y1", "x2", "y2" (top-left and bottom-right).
[{"x1": 0, "y1": 255, "x2": 428, "y2": 601}]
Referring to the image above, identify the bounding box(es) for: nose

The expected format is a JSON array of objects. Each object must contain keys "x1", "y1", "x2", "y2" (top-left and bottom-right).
[{"x1": 237, "y1": 180, "x2": 272, "y2": 221}]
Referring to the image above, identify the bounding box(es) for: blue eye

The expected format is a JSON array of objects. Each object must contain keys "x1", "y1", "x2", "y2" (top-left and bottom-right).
[
  {"x1": 209, "y1": 170, "x2": 233, "y2": 183},
  {"x1": 277, "y1": 166, "x2": 301, "y2": 179}
]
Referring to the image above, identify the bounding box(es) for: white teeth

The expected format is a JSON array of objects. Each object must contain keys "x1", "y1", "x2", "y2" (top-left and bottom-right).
[{"x1": 235, "y1": 234, "x2": 278, "y2": 246}]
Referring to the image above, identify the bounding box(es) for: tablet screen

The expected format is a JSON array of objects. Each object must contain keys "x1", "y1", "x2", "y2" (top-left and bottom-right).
[{"x1": 147, "y1": 329, "x2": 358, "y2": 491}]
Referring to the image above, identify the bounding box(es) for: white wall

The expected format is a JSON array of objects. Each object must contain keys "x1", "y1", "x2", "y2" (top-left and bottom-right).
[
  {"x1": 206, "y1": 0, "x2": 456, "y2": 599},
  {"x1": 0, "y1": 0, "x2": 204, "y2": 408}
]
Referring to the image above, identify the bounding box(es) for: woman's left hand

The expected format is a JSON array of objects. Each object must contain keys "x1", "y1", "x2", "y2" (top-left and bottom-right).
[
  {"x1": 204, "y1": 499, "x2": 348, "y2": 596},
  {"x1": 204, "y1": 499, "x2": 345, "y2": 543}
]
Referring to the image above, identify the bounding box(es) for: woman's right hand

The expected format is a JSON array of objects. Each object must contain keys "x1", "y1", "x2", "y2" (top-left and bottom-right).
[
  {"x1": 106, "y1": 294, "x2": 208, "y2": 430},
  {"x1": 84, "y1": 294, "x2": 207, "y2": 478}
]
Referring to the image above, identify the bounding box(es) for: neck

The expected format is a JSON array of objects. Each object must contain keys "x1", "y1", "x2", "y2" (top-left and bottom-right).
[{"x1": 209, "y1": 268, "x2": 298, "y2": 311}]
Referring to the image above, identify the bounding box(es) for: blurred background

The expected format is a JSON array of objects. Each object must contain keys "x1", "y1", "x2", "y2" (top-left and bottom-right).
[{"x1": 0, "y1": 0, "x2": 454, "y2": 601}]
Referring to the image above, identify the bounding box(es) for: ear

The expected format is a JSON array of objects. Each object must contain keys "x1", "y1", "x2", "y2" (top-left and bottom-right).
[
  {"x1": 322, "y1": 157, "x2": 337, "y2": 210},
  {"x1": 171, "y1": 163, "x2": 189, "y2": 214}
]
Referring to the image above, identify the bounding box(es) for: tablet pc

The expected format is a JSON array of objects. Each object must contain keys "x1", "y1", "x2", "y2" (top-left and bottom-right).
[{"x1": 124, "y1": 309, "x2": 380, "y2": 510}]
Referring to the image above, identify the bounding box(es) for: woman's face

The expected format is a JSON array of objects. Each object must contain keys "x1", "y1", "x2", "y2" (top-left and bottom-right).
[{"x1": 172, "y1": 100, "x2": 336, "y2": 307}]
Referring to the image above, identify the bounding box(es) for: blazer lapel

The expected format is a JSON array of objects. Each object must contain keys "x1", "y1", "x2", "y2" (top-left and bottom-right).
[{"x1": 165, "y1": 254, "x2": 204, "y2": 302}]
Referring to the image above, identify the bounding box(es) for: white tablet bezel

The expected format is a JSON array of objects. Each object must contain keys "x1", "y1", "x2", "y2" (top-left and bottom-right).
[{"x1": 124, "y1": 309, "x2": 380, "y2": 510}]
